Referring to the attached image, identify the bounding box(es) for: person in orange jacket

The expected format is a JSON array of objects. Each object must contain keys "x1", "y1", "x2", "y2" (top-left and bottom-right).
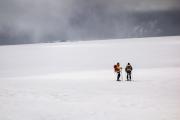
[{"x1": 114, "y1": 62, "x2": 122, "y2": 81}]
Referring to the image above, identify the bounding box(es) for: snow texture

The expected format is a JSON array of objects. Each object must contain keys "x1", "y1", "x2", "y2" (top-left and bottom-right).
[{"x1": 0, "y1": 36, "x2": 180, "y2": 120}]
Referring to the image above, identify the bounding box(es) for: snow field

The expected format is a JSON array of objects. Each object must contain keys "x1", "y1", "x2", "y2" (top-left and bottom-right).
[{"x1": 0, "y1": 36, "x2": 180, "y2": 120}]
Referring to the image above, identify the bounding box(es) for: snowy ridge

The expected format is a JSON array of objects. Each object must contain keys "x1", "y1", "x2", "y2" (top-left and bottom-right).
[{"x1": 0, "y1": 36, "x2": 180, "y2": 78}]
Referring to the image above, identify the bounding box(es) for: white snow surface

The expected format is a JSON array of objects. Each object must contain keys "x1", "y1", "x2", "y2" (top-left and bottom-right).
[{"x1": 0, "y1": 36, "x2": 180, "y2": 120}]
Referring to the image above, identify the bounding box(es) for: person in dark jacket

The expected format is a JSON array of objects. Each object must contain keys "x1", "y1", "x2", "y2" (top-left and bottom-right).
[{"x1": 125, "y1": 63, "x2": 133, "y2": 81}]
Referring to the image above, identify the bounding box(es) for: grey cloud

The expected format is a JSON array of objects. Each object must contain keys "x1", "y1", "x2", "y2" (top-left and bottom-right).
[{"x1": 0, "y1": 0, "x2": 180, "y2": 45}]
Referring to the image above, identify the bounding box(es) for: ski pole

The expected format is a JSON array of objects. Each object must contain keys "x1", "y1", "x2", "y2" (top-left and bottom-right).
[
  {"x1": 121, "y1": 71, "x2": 123, "y2": 81},
  {"x1": 121, "y1": 68, "x2": 123, "y2": 81}
]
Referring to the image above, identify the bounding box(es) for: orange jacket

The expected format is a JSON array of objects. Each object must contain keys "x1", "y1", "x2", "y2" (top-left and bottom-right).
[{"x1": 114, "y1": 65, "x2": 122, "y2": 73}]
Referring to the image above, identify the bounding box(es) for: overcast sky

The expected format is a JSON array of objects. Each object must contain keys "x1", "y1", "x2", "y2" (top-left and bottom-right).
[{"x1": 0, "y1": 0, "x2": 180, "y2": 45}]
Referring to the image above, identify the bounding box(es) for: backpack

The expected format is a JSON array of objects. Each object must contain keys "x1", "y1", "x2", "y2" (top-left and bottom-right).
[
  {"x1": 114, "y1": 65, "x2": 118, "y2": 72},
  {"x1": 126, "y1": 65, "x2": 132, "y2": 72}
]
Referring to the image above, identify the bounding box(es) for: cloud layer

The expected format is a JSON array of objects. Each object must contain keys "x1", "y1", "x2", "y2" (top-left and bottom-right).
[{"x1": 0, "y1": 0, "x2": 180, "y2": 45}]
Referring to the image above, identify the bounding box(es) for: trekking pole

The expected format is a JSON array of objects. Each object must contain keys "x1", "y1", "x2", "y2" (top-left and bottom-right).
[
  {"x1": 121, "y1": 68, "x2": 123, "y2": 81},
  {"x1": 121, "y1": 71, "x2": 123, "y2": 81}
]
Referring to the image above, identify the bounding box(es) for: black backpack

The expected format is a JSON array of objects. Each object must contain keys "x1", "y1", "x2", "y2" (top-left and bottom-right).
[{"x1": 126, "y1": 65, "x2": 132, "y2": 72}]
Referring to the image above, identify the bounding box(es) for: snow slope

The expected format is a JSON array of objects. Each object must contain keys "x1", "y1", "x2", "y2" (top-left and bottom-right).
[{"x1": 0, "y1": 36, "x2": 180, "y2": 120}]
